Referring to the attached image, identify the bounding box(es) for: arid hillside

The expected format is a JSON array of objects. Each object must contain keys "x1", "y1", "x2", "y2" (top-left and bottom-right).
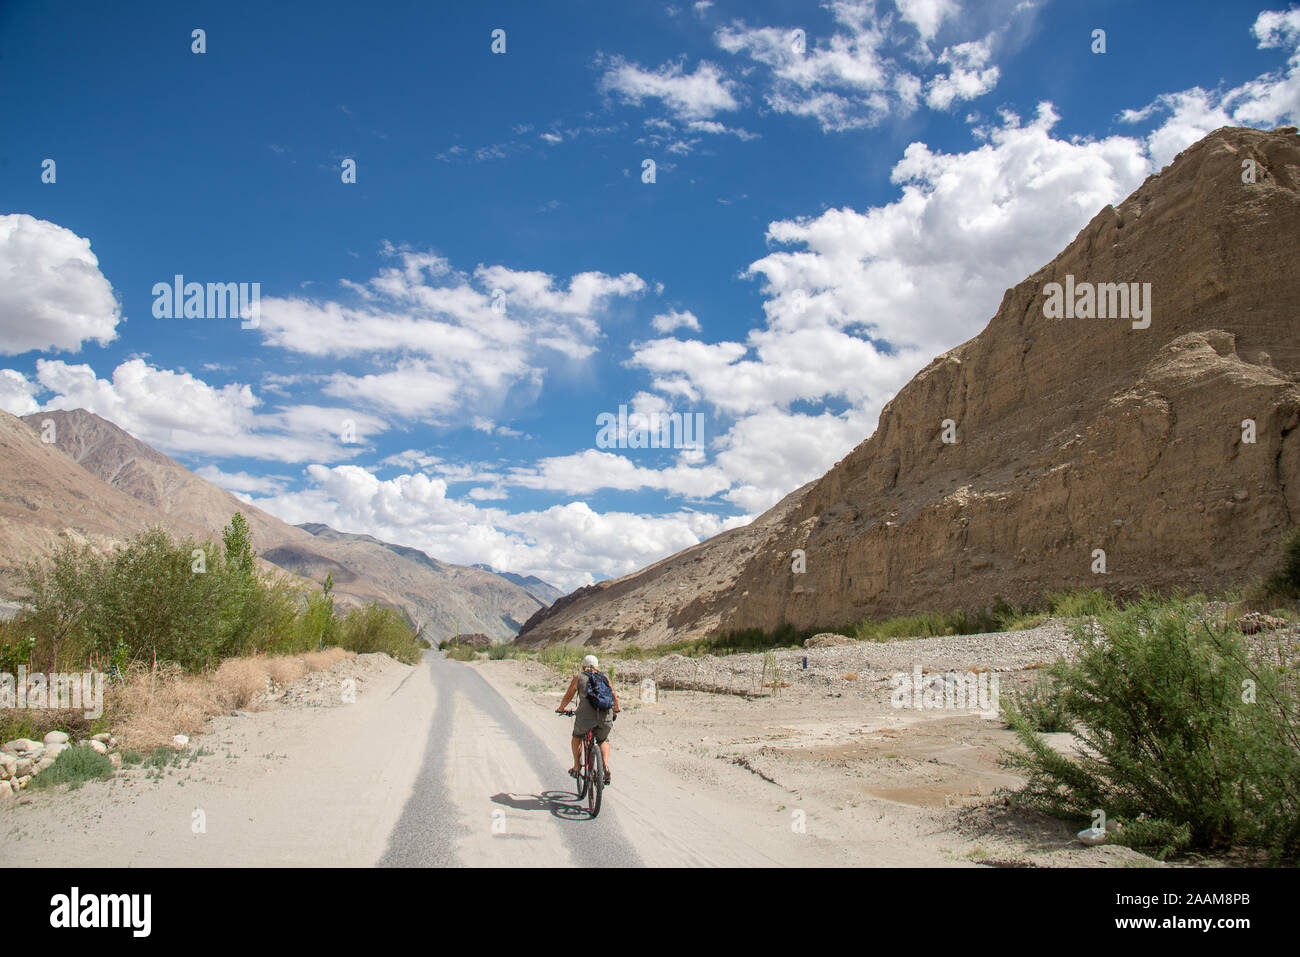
[
  {"x1": 518, "y1": 126, "x2": 1300, "y2": 649},
  {"x1": 4, "y1": 409, "x2": 548, "y2": 641}
]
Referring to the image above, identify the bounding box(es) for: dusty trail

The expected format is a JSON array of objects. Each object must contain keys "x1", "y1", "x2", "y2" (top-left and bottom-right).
[
  {"x1": 3, "y1": 651, "x2": 865, "y2": 867},
  {"x1": 380, "y1": 653, "x2": 642, "y2": 867},
  {"x1": 5, "y1": 642, "x2": 1143, "y2": 868}
]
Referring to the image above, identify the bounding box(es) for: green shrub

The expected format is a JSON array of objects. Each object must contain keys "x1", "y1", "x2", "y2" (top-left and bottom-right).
[
  {"x1": 9, "y1": 515, "x2": 419, "y2": 673},
  {"x1": 337, "y1": 603, "x2": 421, "y2": 664},
  {"x1": 1002, "y1": 671, "x2": 1073, "y2": 733},
  {"x1": 1004, "y1": 595, "x2": 1300, "y2": 856},
  {"x1": 444, "y1": 644, "x2": 478, "y2": 662},
  {"x1": 18, "y1": 519, "x2": 276, "y2": 671},
  {"x1": 30, "y1": 745, "x2": 115, "y2": 790},
  {"x1": 1265, "y1": 527, "x2": 1300, "y2": 600},
  {"x1": 537, "y1": 644, "x2": 585, "y2": 673},
  {"x1": 1045, "y1": 588, "x2": 1116, "y2": 619},
  {"x1": 1111, "y1": 816, "x2": 1193, "y2": 861}
]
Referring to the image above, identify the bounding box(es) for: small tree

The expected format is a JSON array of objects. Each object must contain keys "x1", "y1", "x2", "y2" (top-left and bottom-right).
[{"x1": 222, "y1": 512, "x2": 256, "y2": 577}]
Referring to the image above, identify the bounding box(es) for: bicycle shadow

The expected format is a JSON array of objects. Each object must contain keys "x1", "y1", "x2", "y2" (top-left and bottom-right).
[{"x1": 491, "y1": 789, "x2": 593, "y2": 821}]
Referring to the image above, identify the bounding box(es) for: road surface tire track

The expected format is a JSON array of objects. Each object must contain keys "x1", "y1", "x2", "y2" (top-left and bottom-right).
[{"x1": 379, "y1": 652, "x2": 643, "y2": 867}]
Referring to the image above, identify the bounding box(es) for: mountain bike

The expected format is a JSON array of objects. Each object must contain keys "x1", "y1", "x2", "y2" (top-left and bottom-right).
[{"x1": 557, "y1": 710, "x2": 609, "y2": 818}]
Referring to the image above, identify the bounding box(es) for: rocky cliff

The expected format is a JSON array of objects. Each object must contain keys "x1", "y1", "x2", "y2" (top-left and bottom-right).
[{"x1": 518, "y1": 126, "x2": 1300, "y2": 649}]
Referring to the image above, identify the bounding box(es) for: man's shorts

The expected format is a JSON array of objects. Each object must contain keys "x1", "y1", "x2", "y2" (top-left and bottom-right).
[{"x1": 573, "y1": 710, "x2": 613, "y2": 742}]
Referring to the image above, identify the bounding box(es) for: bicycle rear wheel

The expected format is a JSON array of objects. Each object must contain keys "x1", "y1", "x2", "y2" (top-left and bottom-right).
[{"x1": 587, "y1": 740, "x2": 603, "y2": 818}]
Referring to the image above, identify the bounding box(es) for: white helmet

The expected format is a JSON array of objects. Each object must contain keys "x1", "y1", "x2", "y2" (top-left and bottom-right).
[{"x1": 582, "y1": 654, "x2": 599, "y2": 670}]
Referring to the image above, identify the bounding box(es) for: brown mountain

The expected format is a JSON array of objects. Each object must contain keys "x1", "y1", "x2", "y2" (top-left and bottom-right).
[
  {"x1": 6, "y1": 409, "x2": 545, "y2": 641},
  {"x1": 517, "y1": 126, "x2": 1300, "y2": 649},
  {"x1": 0, "y1": 410, "x2": 210, "y2": 601}
]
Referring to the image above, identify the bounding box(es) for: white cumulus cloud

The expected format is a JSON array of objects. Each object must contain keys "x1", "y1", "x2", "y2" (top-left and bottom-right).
[{"x1": 0, "y1": 214, "x2": 121, "y2": 356}]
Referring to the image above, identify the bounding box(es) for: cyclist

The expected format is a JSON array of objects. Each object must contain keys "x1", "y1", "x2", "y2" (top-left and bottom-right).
[{"x1": 556, "y1": 654, "x2": 620, "y2": 785}]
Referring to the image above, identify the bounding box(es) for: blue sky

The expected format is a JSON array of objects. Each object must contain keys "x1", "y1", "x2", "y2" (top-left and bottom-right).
[{"x1": 3, "y1": 0, "x2": 1299, "y2": 591}]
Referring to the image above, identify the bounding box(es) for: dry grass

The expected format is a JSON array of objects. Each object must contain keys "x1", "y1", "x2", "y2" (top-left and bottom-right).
[
  {"x1": 302, "y1": 648, "x2": 350, "y2": 671},
  {"x1": 106, "y1": 649, "x2": 356, "y2": 750}
]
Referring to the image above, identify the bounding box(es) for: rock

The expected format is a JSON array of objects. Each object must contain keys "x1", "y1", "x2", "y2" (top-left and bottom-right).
[
  {"x1": 3, "y1": 738, "x2": 41, "y2": 753},
  {"x1": 43, "y1": 742, "x2": 67, "y2": 759},
  {"x1": 14, "y1": 758, "x2": 34, "y2": 777},
  {"x1": 43, "y1": 730, "x2": 69, "y2": 746},
  {"x1": 804, "y1": 633, "x2": 855, "y2": 648},
  {"x1": 1238, "y1": 611, "x2": 1289, "y2": 634},
  {"x1": 108, "y1": 736, "x2": 118, "y2": 748},
  {"x1": 34, "y1": 757, "x2": 55, "y2": 773},
  {"x1": 110, "y1": 753, "x2": 122, "y2": 768},
  {"x1": 172, "y1": 734, "x2": 189, "y2": 748},
  {"x1": 0, "y1": 780, "x2": 11, "y2": 797},
  {"x1": 88, "y1": 740, "x2": 108, "y2": 755},
  {"x1": 91, "y1": 733, "x2": 112, "y2": 743},
  {"x1": 16, "y1": 775, "x2": 31, "y2": 789},
  {"x1": 0, "y1": 752, "x2": 16, "y2": 778},
  {"x1": 1077, "y1": 827, "x2": 1108, "y2": 846}
]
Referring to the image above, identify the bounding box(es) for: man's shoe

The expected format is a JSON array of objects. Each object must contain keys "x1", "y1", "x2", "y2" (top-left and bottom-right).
[{"x1": 603, "y1": 770, "x2": 612, "y2": 786}]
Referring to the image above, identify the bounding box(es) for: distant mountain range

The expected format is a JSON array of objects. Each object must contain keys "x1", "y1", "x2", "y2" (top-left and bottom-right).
[
  {"x1": 1, "y1": 408, "x2": 557, "y2": 642},
  {"x1": 471, "y1": 563, "x2": 564, "y2": 604}
]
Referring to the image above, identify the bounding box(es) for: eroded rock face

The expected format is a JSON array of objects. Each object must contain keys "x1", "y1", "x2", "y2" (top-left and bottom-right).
[{"x1": 519, "y1": 126, "x2": 1300, "y2": 649}]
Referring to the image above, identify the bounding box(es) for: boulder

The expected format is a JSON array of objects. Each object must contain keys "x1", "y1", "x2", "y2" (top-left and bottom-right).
[
  {"x1": 88, "y1": 740, "x2": 108, "y2": 755},
  {"x1": 14, "y1": 758, "x2": 34, "y2": 777},
  {"x1": 804, "y1": 633, "x2": 855, "y2": 648},
  {"x1": 172, "y1": 734, "x2": 189, "y2": 748},
  {"x1": 1077, "y1": 827, "x2": 1108, "y2": 846},
  {"x1": 91, "y1": 733, "x2": 112, "y2": 744},
  {"x1": 3, "y1": 738, "x2": 41, "y2": 753},
  {"x1": 34, "y1": 757, "x2": 55, "y2": 774},
  {"x1": 0, "y1": 780, "x2": 11, "y2": 798},
  {"x1": 1238, "y1": 612, "x2": 1290, "y2": 634},
  {"x1": 43, "y1": 730, "x2": 69, "y2": 746}
]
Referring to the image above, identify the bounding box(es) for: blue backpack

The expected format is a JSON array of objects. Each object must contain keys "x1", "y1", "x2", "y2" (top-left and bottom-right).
[{"x1": 585, "y1": 670, "x2": 615, "y2": 711}]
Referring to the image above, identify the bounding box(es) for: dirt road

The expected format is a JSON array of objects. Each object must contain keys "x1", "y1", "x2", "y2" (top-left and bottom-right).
[
  {"x1": 1, "y1": 646, "x2": 1153, "y2": 867},
  {"x1": 0, "y1": 652, "x2": 882, "y2": 866}
]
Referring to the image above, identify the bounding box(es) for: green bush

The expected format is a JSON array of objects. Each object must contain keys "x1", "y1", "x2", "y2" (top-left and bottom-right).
[
  {"x1": 1045, "y1": 588, "x2": 1116, "y2": 619},
  {"x1": 8, "y1": 515, "x2": 419, "y2": 673},
  {"x1": 537, "y1": 644, "x2": 585, "y2": 673},
  {"x1": 30, "y1": 745, "x2": 115, "y2": 790},
  {"x1": 444, "y1": 644, "x2": 478, "y2": 662},
  {"x1": 698, "y1": 622, "x2": 817, "y2": 654},
  {"x1": 1264, "y1": 527, "x2": 1300, "y2": 600},
  {"x1": 1002, "y1": 671, "x2": 1073, "y2": 733},
  {"x1": 337, "y1": 603, "x2": 421, "y2": 664},
  {"x1": 1004, "y1": 595, "x2": 1300, "y2": 857},
  {"x1": 16, "y1": 519, "x2": 273, "y2": 671},
  {"x1": 1111, "y1": 816, "x2": 1193, "y2": 861}
]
